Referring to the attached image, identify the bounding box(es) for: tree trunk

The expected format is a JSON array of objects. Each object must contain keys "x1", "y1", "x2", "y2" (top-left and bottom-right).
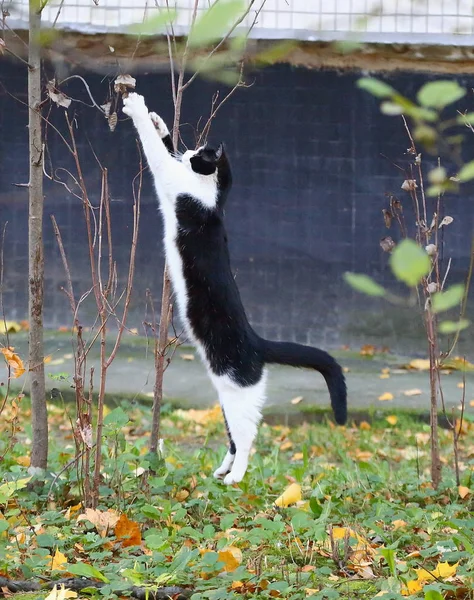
[{"x1": 28, "y1": 0, "x2": 48, "y2": 470}]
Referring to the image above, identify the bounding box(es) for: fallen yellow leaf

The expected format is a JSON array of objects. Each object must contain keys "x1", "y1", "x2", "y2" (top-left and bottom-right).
[
  {"x1": 458, "y1": 485, "x2": 470, "y2": 499},
  {"x1": 231, "y1": 581, "x2": 244, "y2": 590},
  {"x1": 378, "y1": 392, "x2": 393, "y2": 401},
  {"x1": 386, "y1": 415, "x2": 398, "y2": 426},
  {"x1": 415, "y1": 561, "x2": 459, "y2": 583},
  {"x1": 49, "y1": 358, "x2": 65, "y2": 366},
  {"x1": 359, "y1": 421, "x2": 371, "y2": 430},
  {"x1": 408, "y1": 359, "x2": 430, "y2": 371},
  {"x1": 379, "y1": 373, "x2": 390, "y2": 379},
  {"x1": 51, "y1": 549, "x2": 67, "y2": 571},
  {"x1": 45, "y1": 585, "x2": 77, "y2": 600},
  {"x1": 16, "y1": 456, "x2": 30, "y2": 467},
  {"x1": 457, "y1": 382, "x2": 465, "y2": 389},
  {"x1": 403, "y1": 388, "x2": 422, "y2": 396},
  {"x1": 280, "y1": 440, "x2": 293, "y2": 451},
  {"x1": 1, "y1": 347, "x2": 25, "y2": 378},
  {"x1": 354, "y1": 450, "x2": 373, "y2": 461},
  {"x1": 0, "y1": 321, "x2": 22, "y2": 334},
  {"x1": 403, "y1": 578, "x2": 423, "y2": 595},
  {"x1": 274, "y1": 483, "x2": 302, "y2": 507},
  {"x1": 433, "y1": 561, "x2": 459, "y2": 578},
  {"x1": 175, "y1": 489, "x2": 190, "y2": 502},
  {"x1": 290, "y1": 396, "x2": 303, "y2": 405},
  {"x1": 291, "y1": 452, "x2": 304, "y2": 461},
  {"x1": 392, "y1": 519, "x2": 407, "y2": 530},
  {"x1": 218, "y1": 546, "x2": 242, "y2": 572},
  {"x1": 175, "y1": 405, "x2": 221, "y2": 425}
]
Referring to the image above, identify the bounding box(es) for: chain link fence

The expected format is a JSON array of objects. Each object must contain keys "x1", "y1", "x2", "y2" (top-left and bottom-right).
[{"x1": 7, "y1": 0, "x2": 474, "y2": 43}]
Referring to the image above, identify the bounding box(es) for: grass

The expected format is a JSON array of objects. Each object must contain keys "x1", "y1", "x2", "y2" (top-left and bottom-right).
[{"x1": 1, "y1": 396, "x2": 474, "y2": 600}]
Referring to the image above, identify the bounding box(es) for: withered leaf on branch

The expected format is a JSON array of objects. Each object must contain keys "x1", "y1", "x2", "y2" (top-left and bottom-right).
[
  {"x1": 382, "y1": 209, "x2": 392, "y2": 228},
  {"x1": 46, "y1": 80, "x2": 71, "y2": 109},
  {"x1": 401, "y1": 179, "x2": 417, "y2": 192},
  {"x1": 380, "y1": 236, "x2": 395, "y2": 253},
  {"x1": 114, "y1": 74, "x2": 136, "y2": 95},
  {"x1": 439, "y1": 215, "x2": 454, "y2": 228},
  {"x1": 108, "y1": 112, "x2": 118, "y2": 132},
  {"x1": 0, "y1": 38, "x2": 5, "y2": 55}
]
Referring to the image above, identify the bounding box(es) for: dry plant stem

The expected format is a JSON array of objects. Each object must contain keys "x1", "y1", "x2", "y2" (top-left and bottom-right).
[
  {"x1": 50, "y1": 215, "x2": 93, "y2": 504},
  {"x1": 149, "y1": 274, "x2": 172, "y2": 453},
  {"x1": 426, "y1": 307, "x2": 441, "y2": 488},
  {"x1": 149, "y1": 0, "x2": 199, "y2": 455},
  {"x1": 0, "y1": 223, "x2": 12, "y2": 417},
  {"x1": 28, "y1": 0, "x2": 47, "y2": 470},
  {"x1": 452, "y1": 370, "x2": 466, "y2": 486},
  {"x1": 404, "y1": 120, "x2": 442, "y2": 487}
]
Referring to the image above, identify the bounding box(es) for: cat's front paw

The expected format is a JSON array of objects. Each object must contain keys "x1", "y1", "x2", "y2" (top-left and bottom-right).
[
  {"x1": 149, "y1": 112, "x2": 169, "y2": 139},
  {"x1": 123, "y1": 93, "x2": 148, "y2": 119},
  {"x1": 223, "y1": 470, "x2": 244, "y2": 485}
]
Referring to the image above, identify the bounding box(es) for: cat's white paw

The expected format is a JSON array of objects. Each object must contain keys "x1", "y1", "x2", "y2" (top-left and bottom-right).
[
  {"x1": 213, "y1": 467, "x2": 227, "y2": 479},
  {"x1": 213, "y1": 451, "x2": 235, "y2": 480},
  {"x1": 123, "y1": 93, "x2": 148, "y2": 119},
  {"x1": 149, "y1": 112, "x2": 169, "y2": 139},
  {"x1": 223, "y1": 470, "x2": 244, "y2": 485}
]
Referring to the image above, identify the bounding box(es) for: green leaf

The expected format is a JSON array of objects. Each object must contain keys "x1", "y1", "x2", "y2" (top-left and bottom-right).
[
  {"x1": 432, "y1": 284, "x2": 465, "y2": 313},
  {"x1": 457, "y1": 160, "x2": 474, "y2": 182},
  {"x1": 380, "y1": 101, "x2": 404, "y2": 116},
  {"x1": 129, "y1": 8, "x2": 177, "y2": 34},
  {"x1": 0, "y1": 477, "x2": 31, "y2": 504},
  {"x1": 357, "y1": 77, "x2": 395, "y2": 98},
  {"x1": 220, "y1": 513, "x2": 236, "y2": 530},
  {"x1": 343, "y1": 273, "x2": 386, "y2": 297},
  {"x1": 141, "y1": 504, "x2": 162, "y2": 521},
  {"x1": 254, "y1": 40, "x2": 296, "y2": 65},
  {"x1": 188, "y1": 0, "x2": 246, "y2": 48},
  {"x1": 0, "y1": 520, "x2": 9, "y2": 534},
  {"x1": 439, "y1": 319, "x2": 470, "y2": 334},
  {"x1": 104, "y1": 407, "x2": 130, "y2": 429},
  {"x1": 390, "y1": 239, "x2": 431, "y2": 287},
  {"x1": 424, "y1": 591, "x2": 444, "y2": 600},
  {"x1": 334, "y1": 39, "x2": 363, "y2": 54},
  {"x1": 457, "y1": 112, "x2": 474, "y2": 125},
  {"x1": 67, "y1": 562, "x2": 109, "y2": 583},
  {"x1": 380, "y1": 548, "x2": 397, "y2": 577},
  {"x1": 36, "y1": 534, "x2": 55, "y2": 548},
  {"x1": 417, "y1": 80, "x2": 466, "y2": 110},
  {"x1": 309, "y1": 496, "x2": 323, "y2": 518},
  {"x1": 428, "y1": 166, "x2": 446, "y2": 185}
]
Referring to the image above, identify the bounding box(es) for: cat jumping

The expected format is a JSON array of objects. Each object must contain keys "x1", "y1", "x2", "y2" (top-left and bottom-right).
[{"x1": 123, "y1": 92, "x2": 347, "y2": 485}]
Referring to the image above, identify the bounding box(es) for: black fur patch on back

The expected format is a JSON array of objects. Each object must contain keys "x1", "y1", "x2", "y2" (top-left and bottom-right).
[{"x1": 175, "y1": 193, "x2": 264, "y2": 387}]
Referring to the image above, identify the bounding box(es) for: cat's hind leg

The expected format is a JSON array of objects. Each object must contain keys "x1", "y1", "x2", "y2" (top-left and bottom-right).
[
  {"x1": 214, "y1": 373, "x2": 267, "y2": 485},
  {"x1": 213, "y1": 412, "x2": 236, "y2": 479}
]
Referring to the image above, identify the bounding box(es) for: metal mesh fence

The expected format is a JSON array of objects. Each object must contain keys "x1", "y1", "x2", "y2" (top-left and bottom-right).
[{"x1": 6, "y1": 0, "x2": 474, "y2": 43}]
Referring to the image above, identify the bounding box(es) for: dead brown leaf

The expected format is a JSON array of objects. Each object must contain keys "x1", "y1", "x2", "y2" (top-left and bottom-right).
[{"x1": 115, "y1": 513, "x2": 142, "y2": 547}]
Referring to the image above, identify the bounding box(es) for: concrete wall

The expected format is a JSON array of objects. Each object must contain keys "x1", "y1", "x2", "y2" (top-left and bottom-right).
[{"x1": 1, "y1": 58, "x2": 473, "y2": 353}]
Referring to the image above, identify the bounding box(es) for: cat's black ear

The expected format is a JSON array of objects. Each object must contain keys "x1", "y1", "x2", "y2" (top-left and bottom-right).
[{"x1": 215, "y1": 143, "x2": 224, "y2": 161}]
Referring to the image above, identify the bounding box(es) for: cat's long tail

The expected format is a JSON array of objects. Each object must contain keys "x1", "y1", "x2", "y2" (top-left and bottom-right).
[{"x1": 261, "y1": 340, "x2": 347, "y2": 425}]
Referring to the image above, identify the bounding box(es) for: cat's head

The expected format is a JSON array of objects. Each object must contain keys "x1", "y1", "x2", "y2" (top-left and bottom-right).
[{"x1": 182, "y1": 143, "x2": 224, "y2": 176}]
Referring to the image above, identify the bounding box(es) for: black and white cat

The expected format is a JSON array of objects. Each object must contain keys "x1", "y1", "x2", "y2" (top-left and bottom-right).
[{"x1": 123, "y1": 92, "x2": 347, "y2": 485}]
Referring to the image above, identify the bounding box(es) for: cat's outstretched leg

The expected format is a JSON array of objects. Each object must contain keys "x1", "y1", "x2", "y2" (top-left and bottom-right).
[
  {"x1": 214, "y1": 374, "x2": 266, "y2": 485},
  {"x1": 213, "y1": 412, "x2": 236, "y2": 479},
  {"x1": 123, "y1": 93, "x2": 172, "y2": 173}
]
